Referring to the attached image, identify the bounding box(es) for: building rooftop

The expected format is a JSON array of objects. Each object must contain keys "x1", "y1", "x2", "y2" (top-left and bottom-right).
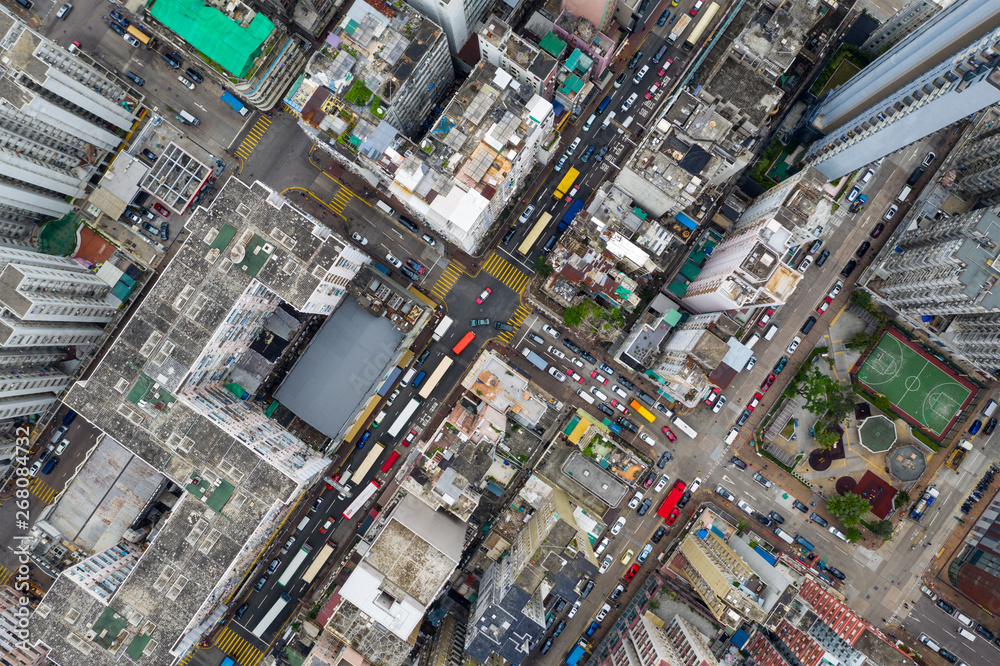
[
  {"x1": 460, "y1": 351, "x2": 548, "y2": 426},
  {"x1": 732, "y1": 0, "x2": 827, "y2": 74},
  {"x1": 560, "y1": 451, "x2": 629, "y2": 507},
  {"x1": 480, "y1": 18, "x2": 557, "y2": 83}
]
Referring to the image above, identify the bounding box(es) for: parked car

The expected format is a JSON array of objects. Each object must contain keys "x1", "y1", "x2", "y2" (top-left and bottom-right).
[
  {"x1": 792, "y1": 500, "x2": 809, "y2": 513},
  {"x1": 712, "y1": 395, "x2": 727, "y2": 413},
  {"x1": 769, "y1": 511, "x2": 784, "y2": 524},
  {"x1": 185, "y1": 67, "x2": 204, "y2": 83},
  {"x1": 856, "y1": 241, "x2": 871, "y2": 258},
  {"x1": 406, "y1": 258, "x2": 426, "y2": 274},
  {"x1": 787, "y1": 336, "x2": 801, "y2": 354},
  {"x1": 841, "y1": 260, "x2": 857, "y2": 278},
  {"x1": 846, "y1": 185, "x2": 861, "y2": 202},
  {"x1": 883, "y1": 204, "x2": 898, "y2": 221},
  {"x1": 470, "y1": 318, "x2": 490, "y2": 327},
  {"x1": 870, "y1": 223, "x2": 885, "y2": 238},
  {"x1": 809, "y1": 512, "x2": 829, "y2": 527},
  {"x1": 730, "y1": 456, "x2": 747, "y2": 470},
  {"x1": 657, "y1": 452, "x2": 671, "y2": 468},
  {"x1": 651, "y1": 526, "x2": 666, "y2": 543},
  {"x1": 126, "y1": 72, "x2": 145, "y2": 86},
  {"x1": 753, "y1": 472, "x2": 773, "y2": 488},
  {"x1": 715, "y1": 485, "x2": 735, "y2": 502},
  {"x1": 661, "y1": 426, "x2": 676, "y2": 442}
]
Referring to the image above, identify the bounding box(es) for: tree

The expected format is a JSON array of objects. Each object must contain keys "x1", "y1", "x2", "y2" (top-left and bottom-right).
[
  {"x1": 534, "y1": 256, "x2": 552, "y2": 277},
  {"x1": 799, "y1": 368, "x2": 840, "y2": 414},
  {"x1": 849, "y1": 289, "x2": 873, "y2": 310},
  {"x1": 867, "y1": 519, "x2": 895, "y2": 540},
  {"x1": 844, "y1": 527, "x2": 862, "y2": 543},
  {"x1": 894, "y1": 491, "x2": 911, "y2": 510},
  {"x1": 564, "y1": 303, "x2": 587, "y2": 327},
  {"x1": 846, "y1": 331, "x2": 876, "y2": 350},
  {"x1": 826, "y1": 492, "x2": 871, "y2": 527},
  {"x1": 827, "y1": 387, "x2": 855, "y2": 422},
  {"x1": 815, "y1": 427, "x2": 840, "y2": 451}
]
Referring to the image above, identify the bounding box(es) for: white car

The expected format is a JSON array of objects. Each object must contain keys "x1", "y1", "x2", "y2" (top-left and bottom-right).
[
  {"x1": 846, "y1": 185, "x2": 861, "y2": 202},
  {"x1": 611, "y1": 385, "x2": 628, "y2": 399},
  {"x1": 386, "y1": 253, "x2": 403, "y2": 268},
  {"x1": 555, "y1": 155, "x2": 567, "y2": 171},
  {"x1": 787, "y1": 336, "x2": 802, "y2": 354},
  {"x1": 568, "y1": 600, "x2": 581, "y2": 617},
  {"x1": 518, "y1": 204, "x2": 536, "y2": 224},
  {"x1": 621, "y1": 93, "x2": 638, "y2": 112},
  {"x1": 56, "y1": 3, "x2": 72, "y2": 18},
  {"x1": 688, "y1": 477, "x2": 702, "y2": 495},
  {"x1": 639, "y1": 432, "x2": 655, "y2": 447},
  {"x1": 595, "y1": 537, "x2": 610, "y2": 555},
  {"x1": 628, "y1": 491, "x2": 643, "y2": 509},
  {"x1": 54, "y1": 439, "x2": 70, "y2": 455},
  {"x1": 548, "y1": 367, "x2": 567, "y2": 382},
  {"x1": 715, "y1": 485, "x2": 736, "y2": 502},
  {"x1": 745, "y1": 356, "x2": 757, "y2": 371},
  {"x1": 737, "y1": 499, "x2": 755, "y2": 516},
  {"x1": 611, "y1": 516, "x2": 626, "y2": 535},
  {"x1": 633, "y1": 65, "x2": 649, "y2": 83},
  {"x1": 595, "y1": 604, "x2": 611, "y2": 622},
  {"x1": 883, "y1": 204, "x2": 898, "y2": 221},
  {"x1": 599, "y1": 555, "x2": 613, "y2": 573},
  {"x1": 28, "y1": 461, "x2": 42, "y2": 477},
  {"x1": 548, "y1": 346, "x2": 566, "y2": 360},
  {"x1": 570, "y1": 357, "x2": 585, "y2": 369},
  {"x1": 590, "y1": 387, "x2": 608, "y2": 402},
  {"x1": 829, "y1": 280, "x2": 843, "y2": 299},
  {"x1": 177, "y1": 75, "x2": 195, "y2": 89},
  {"x1": 798, "y1": 256, "x2": 812, "y2": 272},
  {"x1": 712, "y1": 395, "x2": 727, "y2": 413},
  {"x1": 542, "y1": 325, "x2": 560, "y2": 338},
  {"x1": 860, "y1": 168, "x2": 875, "y2": 183},
  {"x1": 567, "y1": 138, "x2": 581, "y2": 155},
  {"x1": 351, "y1": 232, "x2": 368, "y2": 245},
  {"x1": 386, "y1": 389, "x2": 399, "y2": 406},
  {"x1": 654, "y1": 475, "x2": 669, "y2": 492}
]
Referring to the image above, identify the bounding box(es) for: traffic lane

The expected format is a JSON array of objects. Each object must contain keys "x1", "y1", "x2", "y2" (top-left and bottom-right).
[{"x1": 907, "y1": 596, "x2": 997, "y2": 664}]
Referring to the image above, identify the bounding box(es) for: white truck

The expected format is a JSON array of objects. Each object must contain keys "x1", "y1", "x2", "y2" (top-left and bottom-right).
[
  {"x1": 431, "y1": 316, "x2": 453, "y2": 341},
  {"x1": 668, "y1": 14, "x2": 692, "y2": 44}
]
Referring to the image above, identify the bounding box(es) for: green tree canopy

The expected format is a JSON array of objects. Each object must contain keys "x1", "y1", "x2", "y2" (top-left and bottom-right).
[
  {"x1": 867, "y1": 519, "x2": 895, "y2": 540},
  {"x1": 849, "y1": 289, "x2": 873, "y2": 309},
  {"x1": 563, "y1": 303, "x2": 586, "y2": 327},
  {"x1": 799, "y1": 368, "x2": 840, "y2": 414},
  {"x1": 534, "y1": 256, "x2": 552, "y2": 277},
  {"x1": 826, "y1": 492, "x2": 871, "y2": 527},
  {"x1": 894, "y1": 491, "x2": 911, "y2": 509},
  {"x1": 844, "y1": 527, "x2": 862, "y2": 543},
  {"x1": 815, "y1": 427, "x2": 840, "y2": 451}
]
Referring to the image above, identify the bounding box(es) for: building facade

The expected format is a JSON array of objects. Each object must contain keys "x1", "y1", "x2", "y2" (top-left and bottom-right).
[
  {"x1": 0, "y1": 585, "x2": 49, "y2": 666},
  {"x1": 862, "y1": 0, "x2": 943, "y2": 56},
  {"x1": 406, "y1": 0, "x2": 491, "y2": 53},
  {"x1": 597, "y1": 613, "x2": 720, "y2": 666}
]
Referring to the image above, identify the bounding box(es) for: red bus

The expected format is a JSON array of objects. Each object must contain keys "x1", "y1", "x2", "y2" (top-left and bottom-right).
[
  {"x1": 657, "y1": 480, "x2": 687, "y2": 525},
  {"x1": 452, "y1": 331, "x2": 475, "y2": 355},
  {"x1": 381, "y1": 451, "x2": 400, "y2": 473}
]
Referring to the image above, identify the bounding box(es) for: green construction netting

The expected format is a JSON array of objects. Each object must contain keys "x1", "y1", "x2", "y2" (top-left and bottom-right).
[
  {"x1": 539, "y1": 32, "x2": 567, "y2": 57},
  {"x1": 150, "y1": 0, "x2": 274, "y2": 77}
]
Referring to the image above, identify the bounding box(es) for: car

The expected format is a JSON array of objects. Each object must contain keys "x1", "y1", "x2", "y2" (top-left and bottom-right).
[
  {"x1": 737, "y1": 499, "x2": 755, "y2": 516},
  {"x1": 860, "y1": 168, "x2": 875, "y2": 184},
  {"x1": 349, "y1": 232, "x2": 369, "y2": 246},
  {"x1": 753, "y1": 472, "x2": 773, "y2": 488},
  {"x1": 704, "y1": 387, "x2": 720, "y2": 406},
  {"x1": 881, "y1": 204, "x2": 899, "y2": 223},
  {"x1": 309, "y1": 497, "x2": 323, "y2": 513},
  {"x1": 829, "y1": 280, "x2": 843, "y2": 299},
  {"x1": 798, "y1": 256, "x2": 812, "y2": 272},
  {"x1": 658, "y1": 59, "x2": 674, "y2": 76},
  {"x1": 627, "y1": 51, "x2": 643, "y2": 69},
  {"x1": 594, "y1": 537, "x2": 610, "y2": 556},
  {"x1": 975, "y1": 624, "x2": 995, "y2": 641},
  {"x1": 637, "y1": 543, "x2": 653, "y2": 563},
  {"x1": 615, "y1": 72, "x2": 628, "y2": 88},
  {"x1": 610, "y1": 583, "x2": 626, "y2": 601},
  {"x1": 517, "y1": 204, "x2": 537, "y2": 224},
  {"x1": 597, "y1": 362, "x2": 615, "y2": 376},
  {"x1": 712, "y1": 395, "x2": 727, "y2": 413},
  {"x1": 528, "y1": 332, "x2": 545, "y2": 345},
  {"x1": 162, "y1": 52, "x2": 182, "y2": 68},
  {"x1": 621, "y1": 548, "x2": 634, "y2": 565},
  {"x1": 756, "y1": 513, "x2": 772, "y2": 527},
  {"x1": 645, "y1": 82, "x2": 660, "y2": 100},
  {"x1": 676, "y1": 491, "x2": 691, "y2": 509},
  {"x1": 969, "y1": 419, "x2": 982, "y2": 435},
  {"x1": 730, "y1": 456, "x2": 747, "y2": 470},
  {"x1": 553, "y1": 619, "x2": 567, "y2": 637},
  {"x1": 319, "y1": 518, "x2": 333, "y2": 534},
  {"x1": 769, "y1": 511, "x2": 784, "y2": 524},
  {"x1": 548, "y1": 367, "x2": 567, "y2": 382},
  {"x1": 110, "y1": 10, "x2": 128, "y2": 26},
  {"x1": 841, "y1": 260, "x2": 857, "y2": 278},
  {"x1": 657, "y1": 9, "x2": 670, "y2": 25},
  {"x1": 611, "y1": 516, "x2": 626, "y2": 535},
  {"x1": 826, "y1": 565, "x2": 846, "y2": 580},
  {"x1": 651, "y1": 526, "x2": 667, "y2": 543},
  {"x1": 476, "y1": 287, "x2": 492, "y2": 304},
  {"x1": 758, "y1": 308, "x2": 774, "y2": 327},
  {"x1": 787, "y1": 336, "x2": 801, "y2": 354},
  {"x1": 563, "y1": 338, "x2": 582, "y2": 354},
  {"x1": 624, "y1": 563, "x2": 640, "y2": 581},
  {"x1": 149, "y1": 202, "x2": 171, "y2": 218},
  {"x1": 638, "y1": 433, "x2": 656, "y2": 448},
  {"x1": 661, "y1": 426, "x2": 676, "y2": 442},
  {"x1": 581, "y1": 350, "x2": 598, "y2": 364},
  {"x1": 596, "y1": 602, "x2": 613, "y2": 623},
  {"x1": 539, "y1": 637, "x2": 553, "y2": 654},
  {"x1": 581, "y1": 146, "x2": 596, "y2": 162},
  {"x1": 548, "y1": 346, "x2": 567, "y2": 360},
  {"x1": 665, "y1": 508, "x2": 680, "y2": 525},
  {"x1": 641, "y1": 473, "x2": 655, "y2": 490},
  {"x1": 254, "y1": 576, "x2": 268, "y2": 591},
  {"x1": 773, "y1": 357, "x2": 789, "y2": 375},
  {"x1": 936, "y1": 600, "x2": 956, "y2": 615},
  {"x1": 617, "y1": 377, "x2": 636, "y2": 391},
  {"x1": 870, "y1": 222, "x2": 885, "y2": 238},
  {"x1": 554, "y1": 155, "x2": 567, "y2": 171},
  {"x1": 938, "y1": 649, "x2": 957, "y2": 664},
  {"x1": 406, "y1": 258, "x2": 426, "y2": 274},
  {"x1": 53, "y1": 438, "x2": 70, "y2": 455},
  {"x1": 737, "y1": 410, "x2": 750, "y2": 426},
  {"x1": 747, "y1": 393, "x2": 762, "y2": 412},
  {"x1": 591, "y1": 371, "x2": 609, "y2": 385},
  {"x1": 617, "y1": 417, "x2": 637, "y2": 434},
  {"x1": 633, "y1": 65, "x2": 649, "y2": 83},
  {"x1": 690, "y1": 0, "x2": 704, "y2": 16},
  {"x1": 185, "y1": 67, "x2": 204, "y2": 83},
  {"x1": 744, "y1": 356, "x2": 757, "y2": 371},
  {"x1": 141, "y1": 148, "x2": 157, "y2": 162},
  {"x1": 657, "y1": 452, "x2": 671, "y2": 468},
  {"x1": 809, "y1": 512, "x2": 829, "y2": 527},
  {"x1": 159, "y1": 221, "x2": 169, "y2": 242},
  {"x1": 599, "y1": 555, "x2": 613, "y2": 573},
  {"x1": 816, "y1": 249, "x2": 830, "y2": 266},
  {"x1": 234, "y1": 602, "x2": 250, "y2": 619},
  {"x1": 177, "y1": 75, "x2": 196, "y2": 90},
  {"x1": 621, "y1": 93, "x2": 638, "y2": 112},
  {"x1": 28, "y1": 461, "x2": 42, "y2": 477},
  {"x1": 109, "y1": 22, "x2": 126, "y2": 37},
  {"x1": 585, "y1": 621, "x2": 599, "y2": 637},
  {"x1": 793, "y1": 500, "x2": 809, "y2": 513},
  {"x1": 985, "y1": 418, "x2": 998, "y2": 435},
  {"x1": 856, "y1": 241, "x2": 871, "y2": 258},
  {"x1": 385, "y1": 389, "x2": 400, "y2": 407},
  {"x1": 654, "y1": 475, "x2": 669, "y2": 492},
  {"x1": 760, "y1": 374, "x2": 776, "y2": 393},
  {"x1": 580, "y1": 580, "x2": 595, "y2": 599},
  {"x1": 628, "y1": 492, "x2": 643, "y2": 510},
  {"x1": 610, "y1": 399, "x2": 628, "y2": 414},
  {"x1": 403, "y1": 429, "x2": 417, "y2": 446},
  {"x1": 688, "y1": 477, "x2": 701, "y2": 495},
  {"x1": 502, "y1": 226, "x2": 517, "y2": 245},
  {"x1": 715, "y1": 485, "x2": 736, "y2": 502},
  {"x1": 123, "y1": 35, "x2": 143, "y2": 49},
  {"x1": 567, "y1": 368, "x2": 584, "y2": 383},
  {"x1": 847, "y1": 185, "x2": 861, "y2": 202},
  {"x1": 470, "y1": 318, "x2": 490, "y2": 327},
  {"x1": 816, "y1": 299, "x2": 831, "y2": 315},
  {"x1": 126, "y1": 72, "x2": 145, "y2": 86},
  {"x1": 923, "y1": 152, "x2": 936, "y2": 167},
  {"x1": 421, "y1": 234, "x2": 437, "y2": 247}
]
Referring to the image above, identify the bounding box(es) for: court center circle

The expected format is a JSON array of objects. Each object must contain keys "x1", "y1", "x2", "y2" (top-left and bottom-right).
[{"x1": 904, "y1": 376, "x2": 920, "y2": 392}]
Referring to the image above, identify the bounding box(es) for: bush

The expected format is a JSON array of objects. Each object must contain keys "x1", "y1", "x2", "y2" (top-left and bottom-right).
[
  {"x1": 534, "y1": 256, "x2": 553, "y2": 277},
  {"x1": 894, "y1": 491, "x2": 910, "y2": 509},
  {"x1": 866, "y1": 519, "x2": 895, "y2": 540}
]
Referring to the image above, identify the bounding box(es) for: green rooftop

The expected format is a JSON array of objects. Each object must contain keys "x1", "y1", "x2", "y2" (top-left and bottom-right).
[
  {"x1": 539, "y1": 32, "x2": 566, "y2": 57},
  {"x1": 126, "y1": 634, "x2": 153, "y2": 660},
  {"x1": 186, "y1": 471, "x2": 236, "y2": 513},
  {"x1": 558, "y1": 74, "x2": 584, "y2": 96},
  {"x1": 126, "y1": 373, "x2": 177, "y2": 412},
  {"x1": 211, "y1": 223, "x2": 237, "y2": 252},
  {"x1": 235, "y1": 234, "x2": 273, "y2": 277},
  {"x1": 91, "y1": 607, "x2": 129, "y2": 650}
]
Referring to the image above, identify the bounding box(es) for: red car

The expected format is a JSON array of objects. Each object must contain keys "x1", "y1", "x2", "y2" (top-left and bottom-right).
[
  {"x1": 624, "y1": 563, "x2": 641, "y2": 580},
  {"x1": 816, "y1": 297, "x2": 832, "y2": 315},
  {"x1": 319, "y1": 518, "x2": 333, "y2": 534},
  {"x1": 747, "y1": 392, "x2": 763, "y2": 412},
  {"x1": 665, "y1": 508, "x2": 680, "y2": 526},
  {"x1": 657, "y1": 59, "x2": 673, "y2": 77},
  {"x1": 644, "y1": 82, "x2": 660, "y2": 100},
  {"x1": 704, "y1": 387, "x2": 720, "y2": 406},
  {"x1": 153, "y1": 203, "x2": 171, "y2": 217},
  {"x1": 590, "y1": 371, "x2": 609, "y2": 385},
  {"x1": 661, "y1": 426, "x2": 677, "y2": 442},
  {"x1": 566, "y1": 368, "x2": 584, "y2": 383},
  {"x1": 758, "y1": 308, "x2": 774, "y2": 327},
  {"x1": 690, "y1": 0, "x2": 704, "y2": 16},
  {"x1": 403, "y1": 430, "x2": 417, "y2": 446},
  {"x1": 760, "y1": 374, "x2": 775, "y2": 392},
  {"x1": 870, "y1": 222, "x2": 885, "y2": 238},
  {"x1": 476, "y1": 287, "x2": 492, "y2": 304}
]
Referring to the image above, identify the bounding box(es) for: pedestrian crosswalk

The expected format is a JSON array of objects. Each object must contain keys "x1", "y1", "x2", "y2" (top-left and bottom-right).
[
  {"x1": 329, "y1": 187, "x2": 354, "y2": 215},
  {"x1": 29, "y1": 477, "x2": 56, "y2": 504},
  {"x1": 430, "y1": 263, "x2": 463, "y2": 301},
  {"x1": 0, "y1": 565, "x2": 11, "y2": 587},
  {"x1": 497, "y1": 305, "x2": 531, "y2": 344},
  {"x1": 214, "y1": 627, "x2": 265, "y2": 666},
  {"x1": 234, "y1": 117, "x2": 271, "y2": 161},
  {"x1": 482, "y1": 252, "x2": 530, "y2": 294}
]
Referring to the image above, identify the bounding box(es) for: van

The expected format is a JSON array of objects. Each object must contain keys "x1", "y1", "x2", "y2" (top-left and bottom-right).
[
  {"x1": 412, "y1": 371, "x2": 427, "y2": 388},
  {"x1": 773, "y1": 527, "x2": 794, "y2": 545},
  {"x1": 376, "y1": 200, "x2": 394, "y2": 217},
  {"x1": 543, "y1": 235, "x2": 557, "y2": 253},
  {"x1": 919, "y1": 635, "x2": 940, "y2": 652},
  {"x1": 764, "y1": 324, "x2": 779, "y2": 340},
  {"x1": 578, "y1": 388, "x2": 596, "y2": 404},
  {"x1": 596, "y1": 96, "x2": 612, "y2": 114},
  {"x1": 828, "y1": 525, "x2": 849, "y2": 542},
  {"x1": 591, "y1": 387, "x2": 609, "y2": 402},
  {"x1": 745, "y1": 334, "x2": 760, "y2": 349},
  {"x1": 982, "y1": 399, "x2": 998, "y2": 418},
  {"x1": 41, "y1": 458, "x2": 58, "y2": 475},
  {"x1": 338, "y1": 470, "x2": 352, "y2": 487},
  {"x1": 907, "y1": 167, "x2": 924, "y2": 186},
  {"x1": 724, "y1": 427, "x2": 740, "y2": 445},
  {"x1": 954, "y1": 612, "x2": 974, "y2": 628},
  {"x1": 621, "y1": 116, "x2": 634, "y2": 131},
  {"x1": 800, "y1": 317, "x2": 817, "y2": 335},
  {"x1": 957, "y1": 628, "x2": 976, "y2": 642},
  {"x1": 399, "y1": 216, "x2": 420, "y2": 233},
  {"x1": 372, "y1": 411, "x2": 387, "y2": 428},
  {"x1": 296, "y1": 516, "x2": 310, "y2": 532},
  {"x1": 400, "y1": 368, "x2": 416, "y2": 387},
  {"x1": 582, "y1": 114, "x2": 596, "y2": 131},
  {"x1": 179, "y1": 110, "x2": 200, "y2": 126},
  {"x1": 601, "y1": 111, "x2": 616, "y2": 129},
  {"x1": 652, "y1": 45, "x2": 668, "y2": 64},
  {"x1": 896, "y1": 185, "x2": 912, "y2": 201}
]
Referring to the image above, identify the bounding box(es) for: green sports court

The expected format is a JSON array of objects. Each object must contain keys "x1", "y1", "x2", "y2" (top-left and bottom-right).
[{"x1": 854, "y1": 329, "x2": 976, "y2": 438}]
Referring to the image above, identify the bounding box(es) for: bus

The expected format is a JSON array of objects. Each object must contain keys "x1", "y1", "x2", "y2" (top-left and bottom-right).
[
  {"x1": 519, "y1": 212, "x2": 552, "y2": 256},
  {"x1": 452, "y1": 331, "x2": 476, "y2": 355},
  {"x1": 671, "y1": 416, "x2": 698, "y2": 439},
  {"x1": 629, "y1": 400, "x2": 655, "y2": 423},
  {"x1": 684, "y1": 2, "x2": 720, "y2": 51},
  {"x1": 554, "y1": 167, "x2": 580, "y2": 200},
  {"x1": 343, "y1": 480, "x2": 380, "y2": 520},
  {"x1": 277, "y1": 544, "x2": 314, "y2": 587},
  {"x1": 387, "y1": 398, "x2": 421, "y2": 438},
  {"x1": 354, "y1": 443, "x2": 385, "y2": 481},
  {"x1": 381, "y1": 451, "x2": 400, "y2": 473},
  {"x1": 657, "y1": 481, "x2": 687, "y2": 521},
  {"x1": 418, "y1": 357, "x2": 454, "y2": 399},
  {"x1": 251, "y1": 592, "x2": 291, "y2": 639},
  {"x1": 126, "y1": 25, "x2": 153, "y2": 46},
  {"x1": 301, "y1": 543, "x2": 335, "y2": 585}
]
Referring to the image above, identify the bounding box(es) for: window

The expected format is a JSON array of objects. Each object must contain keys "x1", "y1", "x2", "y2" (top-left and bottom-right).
[
  {"x1": 174, "y1": 285, "x2": 195, "y2": 310},
  {"x1": 139, "y1": 330, "x2": 164, "y2": 357},
  {"x1": 114, "y1": 378, "x2": 130, "y2": 394},
  {"x1": 151, "y1": 340, "x2": 176, "y2": 367}
]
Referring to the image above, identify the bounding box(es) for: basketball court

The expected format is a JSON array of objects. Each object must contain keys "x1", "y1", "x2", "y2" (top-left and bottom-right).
[{"x1": 855, "y1": 329, "x2": 975, "y2": 438}]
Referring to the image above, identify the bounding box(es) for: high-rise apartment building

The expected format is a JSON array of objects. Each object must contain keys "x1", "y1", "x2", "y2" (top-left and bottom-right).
[
  {"x1": 862, "y1": 0, "x2": 943, "y2": 56},
  {"x1": 598, "y1": 613, "x2": 720, "y2": 666},
  {"x1": 949, "y1": 105, "x2": 1000, "y2": 205},
  {"x1": 0, "y1": 585, "x2": 50, "y2": 666},
  {"x1": 866, "y1": 206, "x2": 1000, "y2": 377},
  {"x1": 405, "y1": 0, "x2": 491, "y2": 52},
  {"x1": 478, "y1": 19, "x2": 558, "y2": 100},
  {"x1": 803, "y1": 0, "x2": 1000, "y2": 179},
  {"x1": 677, "y1": 528, "x2": 768, "y2": 627}
]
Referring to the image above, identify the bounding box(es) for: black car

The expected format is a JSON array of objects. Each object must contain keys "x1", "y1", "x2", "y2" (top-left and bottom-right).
[
  {"x1": 126, "y1": 72, "x2": 145, "y2": 86},
  {"x1": 159, "y1": 221, "x2": 168, "y2": 242},
  {"x1": 615, "y1": 72, "x2": 628, "y2": 87},
  {"x1": 401, "y1": 266, "x2": 421, "y2": 282},
  {"x1": 840, "y1": 260, "x2": 857, "y2": 278},
  {"x1": 985, "y1": 418, "x2": 998, "y2": 435},
  {"x1": 599, "y1": 404, "x2": 615, "y2": 417},
  {"x1": 638, "y1": 498, "x2": 652, "y2": 516},
  {"x1": 938, "y1": 649, "x2": 957, "y2": 664},
  {"x1": 815, "y1": 249, "x2": 830, "y2": 266},
  {"x1": 756, "y1": 513, "x2": 772, "y2": 527},
  {"x1": 563, "y1": 338, "x2": 582, "y2": 354},
  {"x1": 109, "y1": 21, "x2": 126, "y2": 37},
  {"x1": 792, "y1": 500, "x2": 809, "y2": 513},
  {"x1": 628, "y1": 51, "x2": 643, "y2": 69},
  {"x1": 553, "y1": 620, "x2": 566, "y2": 637},
  {"x1": 110, "y1": 9, "x2": 128, "y2": 26},
  {"x1": 676, "y1": 490, "x2": 692, "y2": 509},
  {"x1": 737, "y1": 410, "x2": 750, "y2": 426},
  {"x1": 502, "y1": 226, "x2": 517, "y2": 245},
  {"x1": 936, "y1": 600, "x2": 956, "y2": 614},
  {"x1": 809, "y1": 512, "x2": 828, "y2": 527},
  {"x1": 416, "y1": 349, "x2": 431, "y2": 366},
  {"x1": 553, "y1": 598, "x2": 567, "y2": 613},
  {"x1": 730, "y1": 456, "x2": 747, "y2": 470},
  {"x1": 580, "y1": 350, "x2": 598, "y2": 364},
  {"x1": 185, "y1": 67, "x2": 204, "y2": 83},
  {"x1": 975, "y1": 624, "x2": 995, "y2": 641},
  {"x1": 540, "y1": 637, "x2": 553, "y2": 655},
  {"x1": 494, "y1": 321, "x2": 514, "y2": 331},
  {"x1": 774, "y1": 356, "x2": 788, "y2": 374},
  {"x1": 617, "y1": 416, "x2": 637, "y2": 433},
  {"x1": 651, "y1": 526, "x2": 666, "y2": 543},
  {"x1": 855, "y1": 241, "x2": 871, "y2": 258},
  {"x1": 398, "y1": 215, "x2": 420, "y2": 233},
  {"x1": 234, "y1": 603, "x2": 249, "y2": 619},
  {"x1": 657, "y1": 452, "x2": 671, "y2": 469},
  {"x1": 826, "y1": 566, "x2": 846, "y2": 580},
  {"x1": 580, "y1": 579, "x2": 595, "y2": 598},
  {"x1": 657, "y1": 9, "x2": 670, "y2": 25},
  {"x1": 617, "y1": 377, "x2": 636, "y2": 391},
  {"x1": 769, "y1": 511, "x2": 784, "y2": 524},
  {"x1": 162, "y1": 52, "x2": 181, "y2": 68}
]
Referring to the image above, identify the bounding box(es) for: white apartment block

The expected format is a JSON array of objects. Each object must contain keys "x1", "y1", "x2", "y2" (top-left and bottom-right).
[
  {"x1": 406, "y1": 0, "x2": 491, "y2": 52},
  {"x1": 478, "y1": 19, "x2": 557, "y2": 100},
  {"x1": 862, "y1": 0, "x2": 943, "y2": 56}
]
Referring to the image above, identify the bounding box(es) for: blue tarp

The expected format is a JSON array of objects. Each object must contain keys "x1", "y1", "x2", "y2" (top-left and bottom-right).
[
  {"x1": 731, "y1": 628, "x2": 750, "y2": 649},
  {"x1": 753, "y1": 546, "x2": 777, "y2": 566},
  {"x1": 922, "y1": 315, "x2": 933, "y2": 322},
  {"x1": 676, "y1": 212, "x2": 698, "y2": 230}
]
